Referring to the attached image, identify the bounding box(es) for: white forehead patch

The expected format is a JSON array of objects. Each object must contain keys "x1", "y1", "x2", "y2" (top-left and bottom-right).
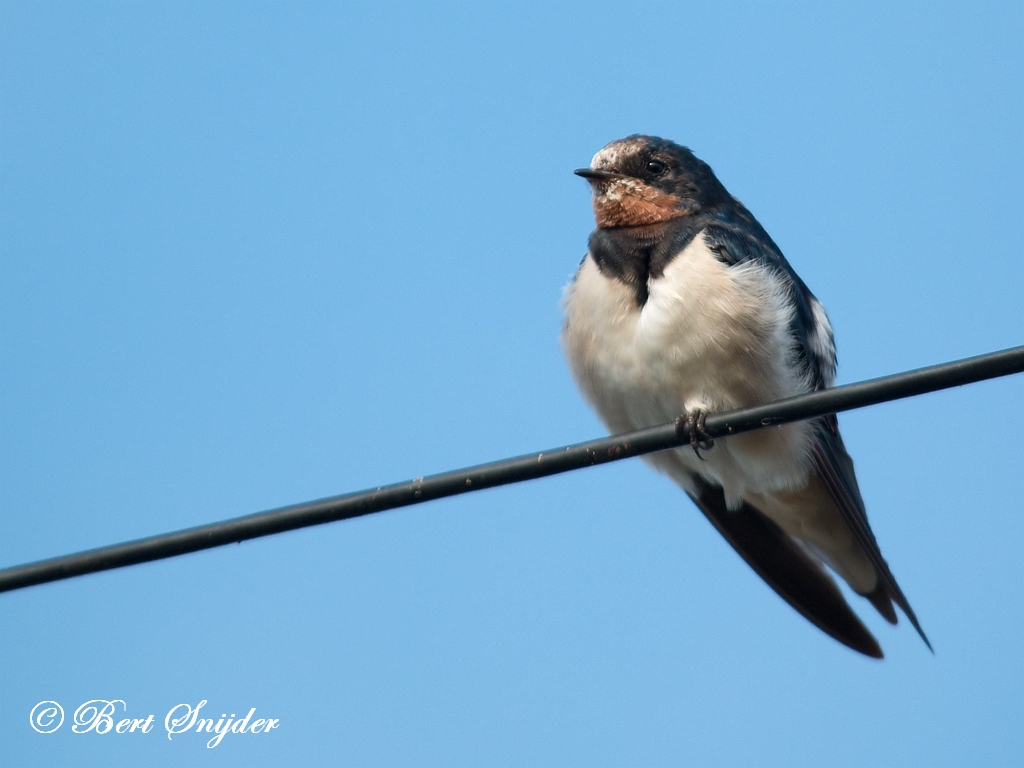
[
  {"x1": 590, "y1": 139, "x2": 641, "y2": 171},
  {"x1": 591, "y1": 145, "x2": 622, "y2": 170}
]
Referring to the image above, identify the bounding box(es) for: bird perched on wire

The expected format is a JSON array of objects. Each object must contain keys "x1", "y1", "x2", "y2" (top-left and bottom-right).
[{"x1": 562, "y1": 135, "x2": 929, "y2": 658}]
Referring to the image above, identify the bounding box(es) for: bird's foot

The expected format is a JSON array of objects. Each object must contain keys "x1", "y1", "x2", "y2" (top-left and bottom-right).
[{"x1": 677, "y1": 409, "x2": 715, "y2": 460}]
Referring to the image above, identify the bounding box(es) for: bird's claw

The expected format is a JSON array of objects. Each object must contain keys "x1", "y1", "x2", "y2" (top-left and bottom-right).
[{"x1": 678, "y1": 409, "x2": 715, "y2": 460}]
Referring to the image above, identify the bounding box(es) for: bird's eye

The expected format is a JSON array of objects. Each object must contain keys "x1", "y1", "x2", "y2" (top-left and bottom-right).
[{"x1": 646, "y1": 159, "x2": 667, "y2": 176}]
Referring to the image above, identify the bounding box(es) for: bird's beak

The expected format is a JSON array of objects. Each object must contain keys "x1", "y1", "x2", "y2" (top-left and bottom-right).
[{"x1": 574, "y1": 168, "x2": 622, "y2": 182}]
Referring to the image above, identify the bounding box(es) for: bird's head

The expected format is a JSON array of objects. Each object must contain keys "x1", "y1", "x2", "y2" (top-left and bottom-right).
[{"x1": 575, "y1": 135, "x2": 729, "y2": 229}]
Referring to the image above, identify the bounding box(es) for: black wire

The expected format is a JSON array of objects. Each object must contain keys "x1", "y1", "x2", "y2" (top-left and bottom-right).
[{"x1": 1, "y1": 345, "x2": 1022, "y2": 594}]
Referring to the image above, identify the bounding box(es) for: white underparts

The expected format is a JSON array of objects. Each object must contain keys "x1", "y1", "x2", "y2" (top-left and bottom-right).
[
  {"x1": 561, "y1": 230, "x2": 880, "y2": 593},
  {"x1": 807, "y1": 296, "x2": 837, "y2": 387},
  {"x1": 562, "y1": 231, "x2": 817, "y2": 509}
]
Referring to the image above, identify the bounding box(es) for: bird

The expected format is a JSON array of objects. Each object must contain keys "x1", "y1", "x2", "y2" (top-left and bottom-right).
[{"x1": 561, "y1": 135, "x2": 929, "y2": 658}]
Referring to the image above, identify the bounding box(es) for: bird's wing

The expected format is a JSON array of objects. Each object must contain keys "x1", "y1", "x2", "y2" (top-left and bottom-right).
[
  {"x1": 686, "y1": 474, "x2": 883, "y2": 658},
  {"x1": 700, "y1": 211, "x2": 836, "y2": 389},
  {"x1": 811, "y1": 426, "x2": 932, "y2": 649},
  {"x1": 701, "y1": 212, "x2": 931, "y2": 650}
]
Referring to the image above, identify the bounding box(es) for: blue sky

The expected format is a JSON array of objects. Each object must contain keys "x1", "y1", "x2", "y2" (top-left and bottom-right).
[{"x1": 1, "y1": 2, "x2": 1021, "y2": 765}]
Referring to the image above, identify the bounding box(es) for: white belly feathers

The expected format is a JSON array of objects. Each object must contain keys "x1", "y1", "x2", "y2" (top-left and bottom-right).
[{"x1": 561, "y1": 230, "x2": 817, "y2": 509}]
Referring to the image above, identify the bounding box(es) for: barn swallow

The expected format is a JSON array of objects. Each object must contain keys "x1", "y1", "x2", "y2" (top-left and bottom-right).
[{"x1": 562, "y1": 135, "x2": 929, "y2": 658}]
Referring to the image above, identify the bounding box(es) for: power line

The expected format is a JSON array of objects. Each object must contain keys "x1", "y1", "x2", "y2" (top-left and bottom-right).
[{"x1": 1, "y1": 345, "x2": 1022, "y2": 594}]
